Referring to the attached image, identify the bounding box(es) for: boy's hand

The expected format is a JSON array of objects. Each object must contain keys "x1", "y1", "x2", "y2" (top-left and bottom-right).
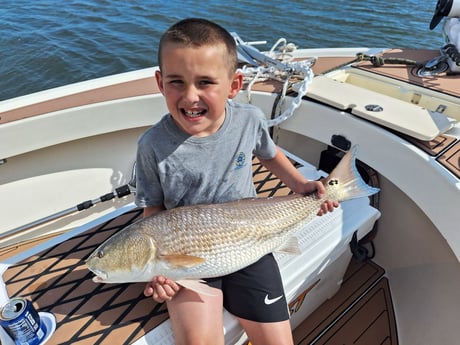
[
  {"x1": 302, "y1": 180, "x2": 339, "y2": 216},
  {"x1": 144, "y1": 275, "x2": 181, "y2": 303}
]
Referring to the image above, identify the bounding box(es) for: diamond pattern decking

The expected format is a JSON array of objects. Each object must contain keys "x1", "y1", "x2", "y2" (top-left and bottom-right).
[{"x1": 3, "y1": 208, "x2": 167, "y2": 344}]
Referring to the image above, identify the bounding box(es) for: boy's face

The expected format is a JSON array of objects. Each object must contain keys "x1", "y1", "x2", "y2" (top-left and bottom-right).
[{"x1": 156, "y1": 42, "x2": 242, "y2": 137}]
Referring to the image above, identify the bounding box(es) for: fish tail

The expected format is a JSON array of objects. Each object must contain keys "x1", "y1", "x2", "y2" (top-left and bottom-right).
[{"x1": 324, "y1": 146, "x2": 379, "y2": 202}]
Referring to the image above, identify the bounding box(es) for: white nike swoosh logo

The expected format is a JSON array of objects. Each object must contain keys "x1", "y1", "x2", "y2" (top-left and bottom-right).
[{"x1": 264, "y1": 294, "x2": 283, "y2": 305}]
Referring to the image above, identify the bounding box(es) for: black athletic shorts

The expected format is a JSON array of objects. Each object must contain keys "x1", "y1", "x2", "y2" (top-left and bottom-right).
[{"x1": 205, "y1": 253, "x2": 289, "y2": 322}]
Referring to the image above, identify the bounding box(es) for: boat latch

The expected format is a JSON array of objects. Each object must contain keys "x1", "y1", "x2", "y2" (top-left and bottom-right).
[
  {"x1": 331, "y1": 135, "x2": 351, "y2": 151},
  {"x1": 410, "y1": 93, "x2": 422, "y2": 105},
  {"x1": 436, "y1": 104, "x2": 447, "y2": 113},
  {"x1": 365, "y1": 104, "x2": 383, "y2": 112}
]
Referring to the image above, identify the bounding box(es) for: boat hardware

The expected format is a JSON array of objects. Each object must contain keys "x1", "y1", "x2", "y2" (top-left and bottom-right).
[
  {"x1": 365, "y1": 104, "x2": 383, "y2": 112},
  {"x1": 411, "y1": 93, "x2": 422, "y2": 105},
  {"x1": 331, "y1": 135, "x2": 351, "y2": 151},
  {"x1": 425, "y1": 54, "x2": 448, "y2": 69},
  {"x1": 436, "y1": 104, "x2": 448, "y2": 113},
  {"x1": 416, "y1": 44, "x2": 456, "y2": 76},
  {"x1": 0, "y1": 159, "x2": 6, "y2": 166},
  {"x1": 417, "y1": 56, "x2": 449, "y2": 76},
  {"x1": 356, "y1": 51, "x2": 450, "y2": 76}
]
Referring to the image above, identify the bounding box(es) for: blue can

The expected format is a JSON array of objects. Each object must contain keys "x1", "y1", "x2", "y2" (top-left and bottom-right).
[{"x1": 0, "y1": 298, "x2": 45, "y2": 345}]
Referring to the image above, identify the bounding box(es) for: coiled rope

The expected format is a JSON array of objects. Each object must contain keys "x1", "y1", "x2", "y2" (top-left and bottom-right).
[
  {"x1": 238, "y1": 39, "x2": 315, "y2": 128},
  {"x1": 355, "y1": 52, "x2": 422, "y2": 67}
]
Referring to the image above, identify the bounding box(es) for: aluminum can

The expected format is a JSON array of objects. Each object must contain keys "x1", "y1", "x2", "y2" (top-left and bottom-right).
[{"x1": 0, "y1": 297, "x2": 45, "y2": 345}]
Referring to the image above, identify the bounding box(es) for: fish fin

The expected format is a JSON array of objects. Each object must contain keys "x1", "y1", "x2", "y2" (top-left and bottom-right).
[
  {"x1": 276, "y1": 237, "x2": 301, "y2": 255},
  {"x1": 324, "y1": 145, "x2": 380, "y2": 202},
  {"x1": 176, "y1": 279, "x2": 220, "y2": 297},
  {"x1": 160, "y1": 254, "x2": 205, "y2": 268}
]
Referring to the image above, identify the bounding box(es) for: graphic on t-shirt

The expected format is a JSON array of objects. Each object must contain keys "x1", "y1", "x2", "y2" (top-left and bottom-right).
[{"x1": 234, "y1": 152, "x2": 246, "y2": 170}]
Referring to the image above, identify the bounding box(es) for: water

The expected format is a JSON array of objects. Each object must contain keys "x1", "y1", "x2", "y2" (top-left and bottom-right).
[{"x1": 0, "y1": 0, "x2": 445, "y2": 101}]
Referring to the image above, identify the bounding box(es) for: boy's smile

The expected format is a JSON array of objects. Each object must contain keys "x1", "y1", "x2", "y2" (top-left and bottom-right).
[
  {"x1": 156, "y1": 42, "x2": 242, "y2": 137},
  {"x1": 183, "y1": 109, "x2": 206, "y2": 118}
]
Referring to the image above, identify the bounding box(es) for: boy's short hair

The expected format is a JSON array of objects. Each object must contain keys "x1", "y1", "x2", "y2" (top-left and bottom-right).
[{"x1": 158, "y1": 18, "x2": 238, "y2": 76}]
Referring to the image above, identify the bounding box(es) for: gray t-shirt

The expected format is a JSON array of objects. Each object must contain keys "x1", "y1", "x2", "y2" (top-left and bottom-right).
[{"x1": 135, "y1": 101, "x2": 277, "y2": 209}]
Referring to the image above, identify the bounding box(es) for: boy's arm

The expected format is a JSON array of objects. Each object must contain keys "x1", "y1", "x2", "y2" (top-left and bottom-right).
[
  {"x1": 258, "y1": 147, "x2": 309, "y2": 194},
  {"x1": 259, "y1": 147, "x2": 338, "y2": 215}
]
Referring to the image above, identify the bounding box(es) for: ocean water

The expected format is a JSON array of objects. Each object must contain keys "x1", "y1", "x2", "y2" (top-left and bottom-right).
[{"x1": 0, "y1": 0, "x2": 445, "y2": 101}]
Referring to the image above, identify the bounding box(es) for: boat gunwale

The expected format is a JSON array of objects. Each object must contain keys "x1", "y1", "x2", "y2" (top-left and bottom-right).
[{"x1": 0, "y1": 53, "x2": 361, "y2": 126}]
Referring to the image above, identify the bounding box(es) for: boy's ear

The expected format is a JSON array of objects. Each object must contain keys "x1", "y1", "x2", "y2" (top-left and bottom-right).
[
  {"x1": 228, "y1": 72, "x2": 243, "y2": 99},
  {"x1": 155, "y1": 70, "x2": 165, "y2": 94}
]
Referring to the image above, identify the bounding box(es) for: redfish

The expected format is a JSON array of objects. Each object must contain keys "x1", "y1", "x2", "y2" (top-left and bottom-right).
[{"x1": 86, "y1": 146, "x2": 378, "y2": 295}]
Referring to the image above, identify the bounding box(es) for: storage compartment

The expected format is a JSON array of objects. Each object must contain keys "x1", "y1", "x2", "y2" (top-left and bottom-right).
[{"x1": 277, "y1": 195, "x2": 380, "y2": 330}]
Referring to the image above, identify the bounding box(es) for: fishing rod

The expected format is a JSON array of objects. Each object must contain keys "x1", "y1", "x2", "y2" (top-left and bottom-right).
[
  {"x1": 2, "y1": 163, "x2": 137, "y2": 241},
  {"x1": 1, "y1": 184, "x2": 135, "y2": 241}
]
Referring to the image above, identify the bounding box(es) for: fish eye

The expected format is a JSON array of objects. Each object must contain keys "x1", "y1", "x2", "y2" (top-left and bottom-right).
[{"x1": 97, "y1": 250, "x2": 104, "y2": 258}]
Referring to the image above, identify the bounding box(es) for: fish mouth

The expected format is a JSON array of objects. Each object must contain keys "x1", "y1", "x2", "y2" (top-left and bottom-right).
[
  {"x1": 92, "y1": 276, "x2": 105, "y2": 283},
  {"x1": 89, "y1": 269, "x2": 108, "y2": 283}
]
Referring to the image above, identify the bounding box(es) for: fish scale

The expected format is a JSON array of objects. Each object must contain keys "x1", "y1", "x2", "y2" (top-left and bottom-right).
[
  {"x1": 169, "y1": 196, "x2": 318, "y2": 277},
  {"x1": 86, "y1": 147, "x2": 380, "y2": 287}
]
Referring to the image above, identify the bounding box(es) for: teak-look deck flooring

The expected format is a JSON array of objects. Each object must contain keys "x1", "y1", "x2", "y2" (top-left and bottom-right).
[{"x1": 293, "y1": 260, "x2": 397, "y2": 345}]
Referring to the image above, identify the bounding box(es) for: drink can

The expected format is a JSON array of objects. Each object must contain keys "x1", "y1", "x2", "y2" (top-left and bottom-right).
[{"x1": 0, "y1": 297, "x2": 45, "y2": 345}]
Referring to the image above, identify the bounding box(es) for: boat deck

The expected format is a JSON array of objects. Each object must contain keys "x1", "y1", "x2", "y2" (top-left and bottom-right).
[
  {"x1": 293, "y1": 259, "x2": 396, "y2": 345},
  {"x1": 1, "y1": 157, "x2": 396, "y2": 344},
  {"x1": 354, "y1": 49, "x2": 460, "y2": 98}
]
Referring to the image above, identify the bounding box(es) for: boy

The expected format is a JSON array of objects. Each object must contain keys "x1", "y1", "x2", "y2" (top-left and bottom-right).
[{"x1": 135, "y1": 18, "x2": 338, "y2": 345}]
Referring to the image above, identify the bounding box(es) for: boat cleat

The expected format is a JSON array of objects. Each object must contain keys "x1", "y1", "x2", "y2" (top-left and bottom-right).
[{"x1": 417, "y1": 54, "x2": 449, "y2": 77}]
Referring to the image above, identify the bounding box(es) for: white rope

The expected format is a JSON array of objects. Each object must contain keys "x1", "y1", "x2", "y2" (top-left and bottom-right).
[
  {"x1": 238, "y1": 39, "x2": 315, "y2": 127},
  {"x1": 268, "y1": 38, "x2": 287, "y2": 56},
  {"x1": 241, "y1": 66, "x2": 267, "y2": 103}
]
